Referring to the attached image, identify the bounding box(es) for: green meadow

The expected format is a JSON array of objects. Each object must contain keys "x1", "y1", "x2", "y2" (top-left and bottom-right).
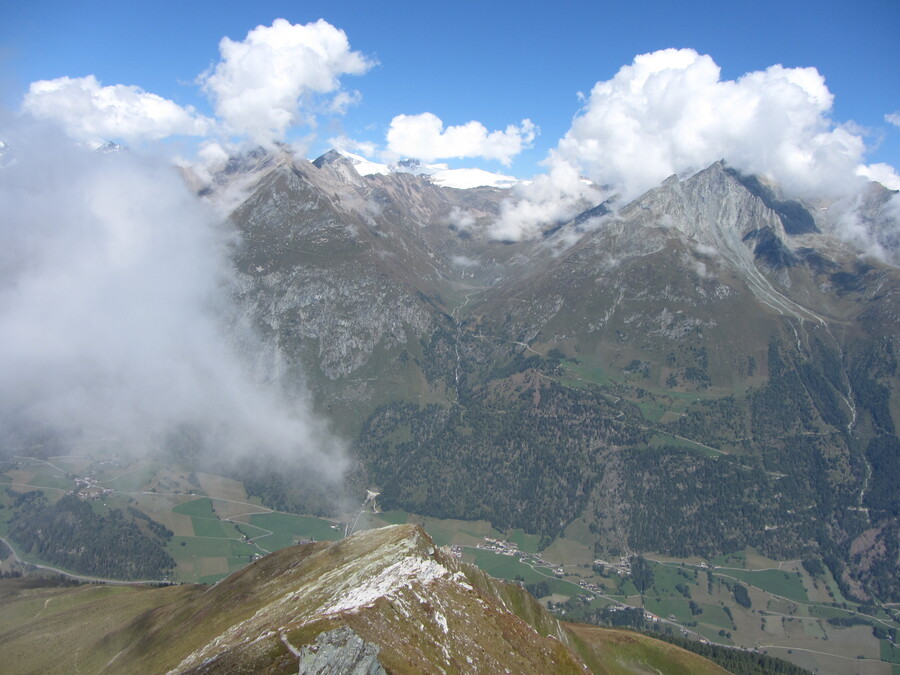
[{"x1": 715, "y1": 568, "x2": 808, "y2": 603}]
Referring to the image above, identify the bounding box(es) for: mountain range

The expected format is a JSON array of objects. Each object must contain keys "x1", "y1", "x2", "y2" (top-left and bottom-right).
[{"x1": 196, "y1": 146, "x2": 898, "y2": 606}]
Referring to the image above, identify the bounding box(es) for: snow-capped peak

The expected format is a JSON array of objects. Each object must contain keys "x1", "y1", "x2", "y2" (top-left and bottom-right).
[
  {"x1": 332, "y1": 150, "x2": 520, "y2": 190},
  {"x1": 429, "y1": 166, "x2": 519, "y2": 190},
  {"x1": 336, "y1": 150, "x2": 391, "y2": 176}
]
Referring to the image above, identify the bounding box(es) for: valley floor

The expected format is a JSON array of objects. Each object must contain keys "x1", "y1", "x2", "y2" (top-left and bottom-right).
[{"x1": 2, "y1": 454, "x2": 898, "y2": 674}]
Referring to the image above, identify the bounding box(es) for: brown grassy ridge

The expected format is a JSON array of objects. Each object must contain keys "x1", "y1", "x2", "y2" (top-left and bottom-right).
[{"x1": 565, "y1": 624, "x2": 730, "y2": 675}]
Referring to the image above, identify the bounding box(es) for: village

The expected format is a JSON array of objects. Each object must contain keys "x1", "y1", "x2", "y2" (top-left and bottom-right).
[
  {"x1": 474, "y1": 536, "x2": 565, "y2": 576},
  {"x1": 67, "y1": 475, "x2": 114, "y2": 502},
  {"x1": 472, "y1": 536, "x2": 709, "y2": 640}
]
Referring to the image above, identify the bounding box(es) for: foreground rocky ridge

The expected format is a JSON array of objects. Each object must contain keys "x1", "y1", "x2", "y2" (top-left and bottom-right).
[{"x1": 173, "y1": 524, "x2": 584, "y2": 674}]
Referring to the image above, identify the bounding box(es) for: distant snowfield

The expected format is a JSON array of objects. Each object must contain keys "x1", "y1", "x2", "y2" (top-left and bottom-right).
[
  {"x1": 430, "y1": 167, "x2": 519, "y2": 190},
  {"x1": 335, "y1": 150, "x2": 520, "y2": 189},
  {"x1": 337, "y1": 150, "x2": 391, "y2": 176}
]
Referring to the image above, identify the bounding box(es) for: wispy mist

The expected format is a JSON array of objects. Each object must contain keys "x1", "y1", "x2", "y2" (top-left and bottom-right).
[{"x1": 0, "y1": 118, "x2": 346, "y2": 482}]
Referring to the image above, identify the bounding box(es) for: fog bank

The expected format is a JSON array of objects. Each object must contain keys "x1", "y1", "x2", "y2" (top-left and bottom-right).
[{"x1": 0, "y1": 119, "x2": 346, "y2": 482}]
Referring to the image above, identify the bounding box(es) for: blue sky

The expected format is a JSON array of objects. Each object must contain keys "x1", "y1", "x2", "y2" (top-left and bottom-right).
[{"x1": 2, "y1": 0, "x2": 899, "y2": 184}]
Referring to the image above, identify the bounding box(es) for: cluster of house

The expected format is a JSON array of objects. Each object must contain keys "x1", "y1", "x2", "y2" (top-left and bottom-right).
[
  {"x1": 577, "y1": 579, "x2": 602, "y2": 592},
  {"x1": 68, "y1": 476, "x2": 113, "y2": 501},
  {"x1": 591, "y1": 556, "x2": 633, "y2": 576},
  {"x1": 476, "y1": 537, "x2": 519, "y2": 554},
  {"x1": 476, "y1": 537, "x2": 562, "y2": 573}
]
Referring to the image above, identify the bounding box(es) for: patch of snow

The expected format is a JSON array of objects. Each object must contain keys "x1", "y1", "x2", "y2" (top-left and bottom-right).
[
  {"x1": 430, "y1": 168, "x2": 518, "y2": 190},
  {"x1": 319, "y1": 554, "x2": 451, "y2": 616},
  {"x1": 451, "y1": 571, "x2": 473, "y2": 591},
  {"x1": 334, "y1": 150, "x2": 519, "y2": 189},
  {"x1": 338, "y1": 150, "x2": 390, "y2": 176},
  {"x1": 393, "y1": 595, "x2": 411, "y2": 618},
  {"x1": 252, "y1": 630, "x2": 276, "y2": 644}
]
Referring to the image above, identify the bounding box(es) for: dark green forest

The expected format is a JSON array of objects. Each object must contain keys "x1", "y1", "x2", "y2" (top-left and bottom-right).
[
  {"x1": 352, "y1": 332, "x2": 900, "y2": 602},
  {"x1": 6, "y1": 490, "x2": 174, "y2": 580}
]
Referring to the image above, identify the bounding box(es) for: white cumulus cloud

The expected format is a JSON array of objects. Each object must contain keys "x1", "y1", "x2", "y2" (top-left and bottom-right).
[
  {"x1": 199, "y1": 18, "x2": 374, "y2": 145},
  {"x1": 886, "y1": 112, "x2": 900, "y2": 127},
  {"x1": 556, "y1": 48, "x2": 875, "y2": 200},
  {"x1": 856, "y1": 163, "x2": 900, "y2": 190},
  {"x1": 22, "y1": 75, "x2": 212, "y2": 145},
  {"x1": 488, "y1": 155, "x2": 603, "y2": 241},
  {"x1": 328, "y1": 135, "x2": 379, "y2": 159},
  {"x1": 385, "y1": 112, "x2": 536, "y2": 165}
]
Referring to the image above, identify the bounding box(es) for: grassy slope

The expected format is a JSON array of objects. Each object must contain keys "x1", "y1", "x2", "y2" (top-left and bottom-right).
[
  {"x1": 0, "y1": 579, "x2": 202, "y2": 674},
  {"x1": 566, "y1": 624, "x2": 730, "y2": 675}
]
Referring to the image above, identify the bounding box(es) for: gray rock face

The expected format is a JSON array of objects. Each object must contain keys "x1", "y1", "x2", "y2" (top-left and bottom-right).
[
  {"x1": 621, "y1": 161, "x2": 788, "y2": 260},
  {"x1": 221, "y1": 149, "x2": 897, "y2": 414},
  {"x1": 298, "y1": 627, "x2": 385, "y2": 675},
  {"x1": 227, "y1": 150, "x2": 512, "y2": 387}
]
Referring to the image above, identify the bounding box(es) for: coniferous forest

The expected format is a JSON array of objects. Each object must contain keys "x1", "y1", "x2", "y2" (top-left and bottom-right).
[{"x1": 7, "y1": 490, "x2": 175, "y2": 580}]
